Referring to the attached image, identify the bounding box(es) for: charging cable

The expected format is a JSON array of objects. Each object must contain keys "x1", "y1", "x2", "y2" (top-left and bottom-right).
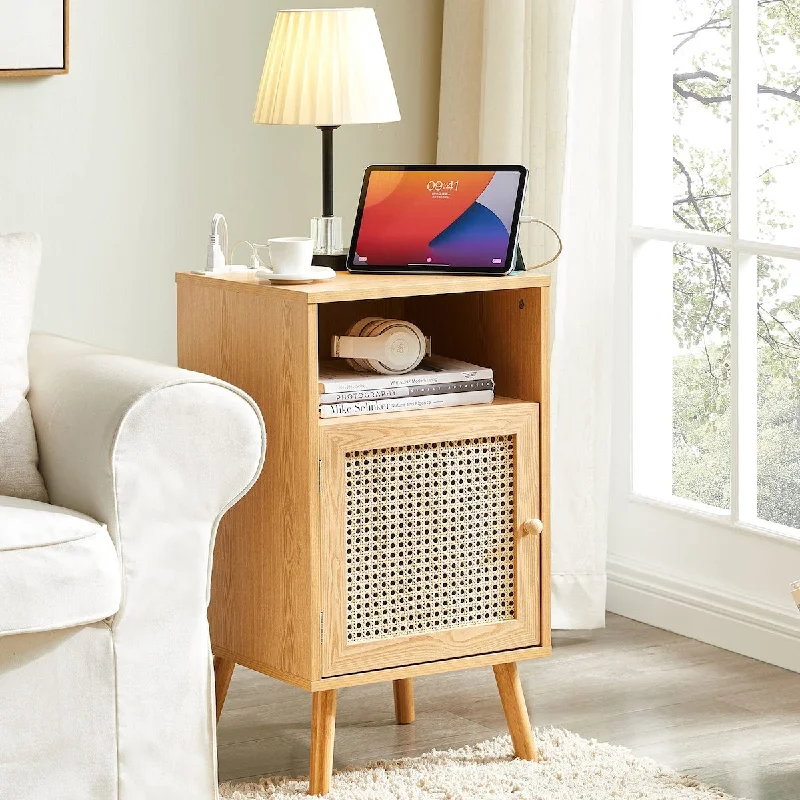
[
  {"x1": 230, "y1": 240, "x2": 270, "y2": 270},
  {"x1": 519, "y1": 216, "x2": 563, "y2": 270}
]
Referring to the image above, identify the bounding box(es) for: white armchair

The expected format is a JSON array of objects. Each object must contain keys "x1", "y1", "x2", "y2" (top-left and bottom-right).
[{"x1": 0, "y1": 333, "x2": 265, "y2": 800}]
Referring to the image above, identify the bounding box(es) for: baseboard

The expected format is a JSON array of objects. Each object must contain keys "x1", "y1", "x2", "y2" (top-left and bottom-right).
[{"x1": 607, "y1": 555, "x2": 800, "y2": 673}]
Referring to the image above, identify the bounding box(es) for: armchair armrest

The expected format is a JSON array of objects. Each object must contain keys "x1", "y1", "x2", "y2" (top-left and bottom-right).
[
  {"x1": 28, "y1": 333, "x2": 265, "y2": 591},
  {"x1": 27, "y1": 332, "x2": 265, "y2": 799}
]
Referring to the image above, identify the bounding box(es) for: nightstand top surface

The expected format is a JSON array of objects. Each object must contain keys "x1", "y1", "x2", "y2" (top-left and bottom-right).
[{"x1": 176, "y1": 270, "x2": 551, "y2": 304}]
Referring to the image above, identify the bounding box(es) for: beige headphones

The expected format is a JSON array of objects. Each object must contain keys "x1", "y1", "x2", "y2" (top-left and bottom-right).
[{"x1": 331, "y1": 318, "x2": 431, "y2": 375}]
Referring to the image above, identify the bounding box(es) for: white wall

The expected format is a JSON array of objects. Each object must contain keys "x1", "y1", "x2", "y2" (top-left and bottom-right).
[{"x1": 0, "y1": 0, "x2": 443, "y2": 363}]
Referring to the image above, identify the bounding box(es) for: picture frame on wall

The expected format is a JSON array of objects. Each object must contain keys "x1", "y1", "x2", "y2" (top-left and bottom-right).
[{"x1": 0, "y1": 0, "x2": 69, "y2": 77}]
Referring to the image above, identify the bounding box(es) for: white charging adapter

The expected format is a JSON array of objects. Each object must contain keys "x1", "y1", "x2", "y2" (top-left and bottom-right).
[{"x1": 206, "y1": 214, "x2": 228, "y2": 273}]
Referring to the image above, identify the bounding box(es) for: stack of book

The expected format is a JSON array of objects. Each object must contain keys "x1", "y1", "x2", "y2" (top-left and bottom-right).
[{"x1": 318, "y1": 355, "x2": 495, "y2": 418}]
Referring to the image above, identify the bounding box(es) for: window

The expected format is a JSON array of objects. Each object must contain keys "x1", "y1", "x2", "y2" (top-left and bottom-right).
[{"x1": 630, "y1": 0, "x2": 800, "y2": 533}]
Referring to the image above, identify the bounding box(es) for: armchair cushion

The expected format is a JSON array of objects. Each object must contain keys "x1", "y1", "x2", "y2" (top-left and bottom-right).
[
  {"x1": 0, "y1": 232, "x2": 47, "y2": 503},
  {"x1": 0, "y1": 496, "x2": 120, "y2": 637}
]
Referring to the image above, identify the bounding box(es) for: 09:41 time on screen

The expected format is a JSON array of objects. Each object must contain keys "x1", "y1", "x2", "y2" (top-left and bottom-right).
[{"x1": 426, "y1": 180, "x2": 459, "y2": 192}]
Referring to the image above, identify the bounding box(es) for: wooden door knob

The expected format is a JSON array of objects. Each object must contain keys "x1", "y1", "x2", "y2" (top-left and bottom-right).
[{"x1": 521, "y1": 519, "x2": 543, "y2": 536}]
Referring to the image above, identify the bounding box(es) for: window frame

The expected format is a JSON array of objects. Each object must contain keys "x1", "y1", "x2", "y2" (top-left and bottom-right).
[{"x1": 627, "y1": 0, "x2": 800, "y2": 540}]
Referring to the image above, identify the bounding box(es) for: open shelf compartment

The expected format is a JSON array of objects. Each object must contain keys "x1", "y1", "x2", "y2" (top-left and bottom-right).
[{"x1": 316, "y1": 287, "x2": 549, "y2": 416}]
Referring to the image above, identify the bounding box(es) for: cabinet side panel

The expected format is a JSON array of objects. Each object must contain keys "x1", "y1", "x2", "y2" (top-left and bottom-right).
[
  {"x1": 177, "y1": 283, "x2": 318, "y2": 681},
  {"x1": 531, "y1": 287, "x2": 551, "y2": 647}
]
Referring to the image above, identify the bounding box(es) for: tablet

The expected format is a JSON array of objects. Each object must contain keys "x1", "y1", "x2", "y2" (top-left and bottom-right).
[{"x1": 347, "y1": 165, "x2": 528, "y2": 275}]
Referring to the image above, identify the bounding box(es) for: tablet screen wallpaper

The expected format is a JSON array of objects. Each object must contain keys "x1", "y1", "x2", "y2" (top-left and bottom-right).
[{"x1": 352, "y1": 170, "x2": 523, "y2": 269}]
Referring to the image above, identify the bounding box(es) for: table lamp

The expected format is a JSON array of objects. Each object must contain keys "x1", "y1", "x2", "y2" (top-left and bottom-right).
[{"x1": 253, "y1": 7, "x2": 401, "y2": 270}]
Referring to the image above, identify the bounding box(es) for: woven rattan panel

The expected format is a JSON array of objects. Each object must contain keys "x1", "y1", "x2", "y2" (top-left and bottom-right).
[{"x1": 344, "y1": 436, "x2": 516, "y2": 643}]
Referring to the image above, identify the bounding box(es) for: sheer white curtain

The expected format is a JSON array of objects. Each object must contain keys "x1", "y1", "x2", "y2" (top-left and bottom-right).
[{"x1": 438, "y1": 0, "x2": 623, "y2": 628}]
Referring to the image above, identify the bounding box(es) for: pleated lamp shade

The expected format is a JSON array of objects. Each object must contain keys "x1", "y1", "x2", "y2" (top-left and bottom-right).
[{"x1": 253, "y1": 8, "x2": 401, "y2": 126}]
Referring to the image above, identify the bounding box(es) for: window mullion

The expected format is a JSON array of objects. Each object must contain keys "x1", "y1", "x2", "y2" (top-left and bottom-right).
[{"x1": 730, "y1": 0, "x2": 758, "y2": 523}]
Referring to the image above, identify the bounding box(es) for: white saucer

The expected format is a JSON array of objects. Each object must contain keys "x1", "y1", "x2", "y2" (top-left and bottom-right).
[{"x1": 256, "y1": 266, "x2": 336, "y2": 284}]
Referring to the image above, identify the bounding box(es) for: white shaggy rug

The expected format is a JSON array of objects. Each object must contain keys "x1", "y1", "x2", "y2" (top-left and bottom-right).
[{"x1": 219, "y1": 727, "x2": 742, "y2": 799}]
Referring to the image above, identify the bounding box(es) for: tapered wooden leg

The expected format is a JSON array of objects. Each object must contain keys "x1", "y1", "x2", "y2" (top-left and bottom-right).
[
  {"x1": 392, "y1": 678, "x2": 415, "y2": 724},
  {"x1": 309, "y1": 689, "x2": 338, "y2": 796},
  {"x1": 213, "y1": 656, "x2": 236, "y2": 724},
  {"x1": 492, "y1": 663, "x2": 537, "y2": 760}
]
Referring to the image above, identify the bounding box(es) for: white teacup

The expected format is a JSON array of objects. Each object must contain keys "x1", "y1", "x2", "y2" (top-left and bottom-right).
[{"x1": 268, "y1": 237, "x2": 314, "y2": 274}]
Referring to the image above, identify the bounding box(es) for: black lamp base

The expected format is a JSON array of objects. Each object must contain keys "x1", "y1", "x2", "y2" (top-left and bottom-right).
[{"x1": 312, "y1": 252, "x2": 348, "y2": 271}]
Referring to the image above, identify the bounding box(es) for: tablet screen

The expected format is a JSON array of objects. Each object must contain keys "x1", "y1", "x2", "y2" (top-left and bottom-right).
[{"x1": 349, "y1": 167, "x2": 526, "y2": 273}]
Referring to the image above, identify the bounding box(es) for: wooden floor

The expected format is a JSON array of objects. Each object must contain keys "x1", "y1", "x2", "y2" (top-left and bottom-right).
[{"x1": 217, "y1": 614, "x2": 800, "y2": 799}]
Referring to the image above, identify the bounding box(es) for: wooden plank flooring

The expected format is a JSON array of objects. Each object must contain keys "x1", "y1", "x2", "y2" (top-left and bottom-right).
[{"x1": 217, "y1": 614, "x2": 800, "y2": 799}]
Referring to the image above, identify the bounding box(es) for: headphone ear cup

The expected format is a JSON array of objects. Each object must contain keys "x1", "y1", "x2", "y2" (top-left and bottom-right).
[
  {"x1": 345, "y1": 317, "x2": 383, "y2": 372},
  {"x1": 365, "y1": 320, "x2": 394, "y2": 373},
  {"x1": 373, "y1": 321, "x2": 427, "y2": 374}
]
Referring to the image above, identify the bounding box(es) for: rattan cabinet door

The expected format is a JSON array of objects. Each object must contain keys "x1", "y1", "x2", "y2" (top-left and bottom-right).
[{"x1": 319, "y1": 402, "x2": 541, "y2": 677}]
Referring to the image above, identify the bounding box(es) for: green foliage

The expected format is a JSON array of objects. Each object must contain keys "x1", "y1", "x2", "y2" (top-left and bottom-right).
[
  {"x1": 672, "y1": 349, "x2": 731, "y2": 510},
  {"x1": 673, "y1": 345, "x2": 800, "y2": 527},
  {"x1": 757, "y1": 351, "x2": 800, "y2": 526}
]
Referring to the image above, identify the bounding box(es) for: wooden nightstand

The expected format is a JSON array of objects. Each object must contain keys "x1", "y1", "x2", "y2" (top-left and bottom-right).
[{"x1": 176, "y1": 271, "x2": 552, "y2": 795}]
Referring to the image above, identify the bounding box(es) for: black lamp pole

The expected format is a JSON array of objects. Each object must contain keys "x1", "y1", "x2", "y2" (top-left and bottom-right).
[
  {"x1": 313, "y1": 125, "x2": 347, "y2": 270},
  {"x1": 318, "y1": 125, "x2": 338, "y2": 217}
]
